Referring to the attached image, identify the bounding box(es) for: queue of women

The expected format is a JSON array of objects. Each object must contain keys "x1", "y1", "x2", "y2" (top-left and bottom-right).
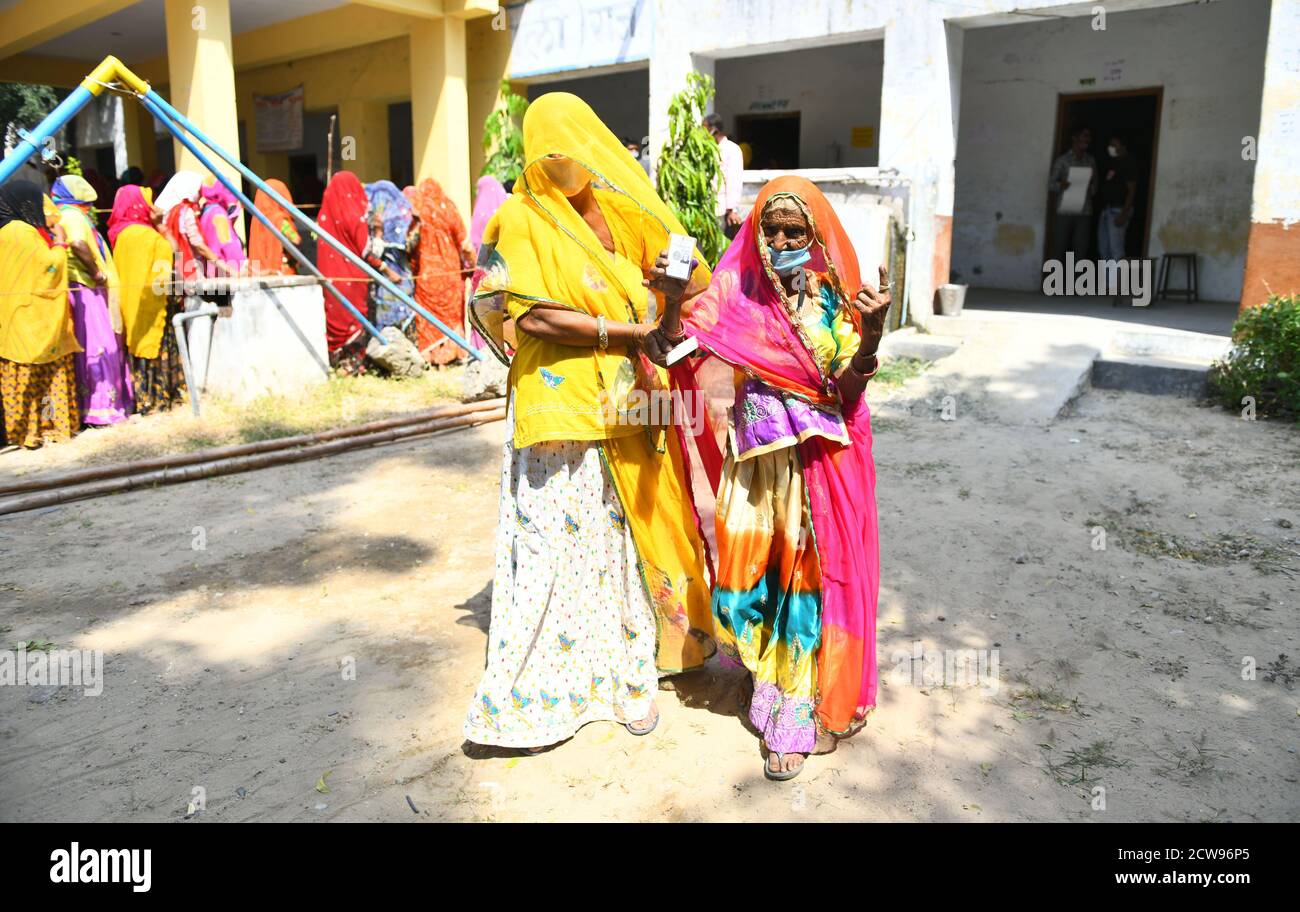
[
  {"x1": 0, "y1": 164, "x2": 497, "y2": 449},
  {"x1": 462, "y1": 93, "x2": 888, "y2": 782}
]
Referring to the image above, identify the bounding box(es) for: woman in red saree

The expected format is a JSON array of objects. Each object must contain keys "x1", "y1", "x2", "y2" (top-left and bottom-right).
[
  {"x1": 317, "y1": 171, "x2": 371, "y2": 364},
  {"x1": 650, "y1": 175, "x2": 891, "y2": 781},
  {"x1": 410, "y1": 177, "x2": 473, "y2": 365}
]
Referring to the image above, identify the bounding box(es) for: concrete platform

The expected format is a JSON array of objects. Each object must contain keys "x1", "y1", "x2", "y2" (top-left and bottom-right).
[
  {"x1": 876, "y1": 304, "x2": 1233, "y2": 425},
  {"x1": 961, "y1": 286, "x2": 1238, "y2": 336},
  {"x1": 183, "y1": 275, "x2": 330, "y2": 403}
]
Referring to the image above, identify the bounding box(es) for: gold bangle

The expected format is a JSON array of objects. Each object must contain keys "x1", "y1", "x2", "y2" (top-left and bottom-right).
[{"x1": 596, "y1": 315, "x2": 609, "y2": 351}]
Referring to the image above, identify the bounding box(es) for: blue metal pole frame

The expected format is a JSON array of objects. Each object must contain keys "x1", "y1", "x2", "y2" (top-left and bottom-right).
[
  {"x1": 141, "y1": 89, "x2": 484, "y2": 360},
  {"x1": 0, "y1": 86, "x2": 95, "y2": 185},
  {"x1": 136, "y1": 93, "x2": 387, "y2": 345}
]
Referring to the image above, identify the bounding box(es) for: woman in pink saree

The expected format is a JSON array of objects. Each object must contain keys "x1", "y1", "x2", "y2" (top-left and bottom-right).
[
  {"x1": 197, "y1": 179, "x2": 246, "y2": 273},
  {"x1": 649, "y1": 175, "x2": 891, "y2": 781}
]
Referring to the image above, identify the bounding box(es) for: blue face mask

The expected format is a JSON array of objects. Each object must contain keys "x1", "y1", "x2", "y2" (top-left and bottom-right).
[{"x1": 769, "y1": 245, "x2": 812, "y2": 274}]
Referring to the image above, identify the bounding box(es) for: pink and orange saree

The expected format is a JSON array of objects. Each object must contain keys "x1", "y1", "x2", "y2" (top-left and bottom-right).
[{"x1": 674, "y1": 176, "x2": 880, "y2": 753}]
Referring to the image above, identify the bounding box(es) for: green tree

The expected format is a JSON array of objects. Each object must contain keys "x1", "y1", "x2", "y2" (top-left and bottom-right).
[
  {"x1": 655, "y1": 71, "x2": 724, "y2": 266},
  {"x1": 481, "y1": 79, "x2": 528, "y2": 184},
  {"x1": 0, "y1": 82, "x2": 60, "y2": 137}
]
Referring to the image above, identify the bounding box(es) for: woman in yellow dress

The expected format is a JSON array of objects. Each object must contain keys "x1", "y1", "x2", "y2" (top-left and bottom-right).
[
  {"x1": 461, "y1": 93, "x2": 715, "y2": 750},
  {"x1": 0, "y1": 182, "x2": 81, "y2": 448},
  {"x1": 108, "y1": 183, "x2": 186, "y2": 414}
]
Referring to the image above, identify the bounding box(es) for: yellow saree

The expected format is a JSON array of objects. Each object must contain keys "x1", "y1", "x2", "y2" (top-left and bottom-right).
[
  {"x1": 0, "y1": 221, "x2": 78, "y2": 364},
  {"x1": 470, "y1": 92, "x2": 715, "y2": 673},
  {"x1": 113, "y1": 224, "x2": 174, "y2": 359}
]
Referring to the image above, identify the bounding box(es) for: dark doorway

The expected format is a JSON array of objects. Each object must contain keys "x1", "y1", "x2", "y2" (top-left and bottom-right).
[
  {"x1": 288, "y1": 153, "x2": 323, "y2": 265},
  {"x1": 1046, "y1": 88, "x2": 1161, "y2": 263},
  {"x1": 388, "y1": 101, "x2": 413, "y2": 189},
  {"x1": 735, "y1": 112, "x2": 801, "y2": 170},
  {"x1": 289, "y1": 154, "x2": 324, "y2": 205}
]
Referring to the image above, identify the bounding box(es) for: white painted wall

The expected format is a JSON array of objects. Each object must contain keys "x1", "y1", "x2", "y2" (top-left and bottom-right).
[
  {"x1": 951, "y1": 0, "x2": 1270, "y2": 301},
  {"x1": 73, "y1": 94, "x2": 129, "y2": 178},
  {"x1": 714, "y1": 40, "x2": 884, "y2": 169},
  {"x1": 1251, "y1": 0, "x2": 1300, "y2": 226}
]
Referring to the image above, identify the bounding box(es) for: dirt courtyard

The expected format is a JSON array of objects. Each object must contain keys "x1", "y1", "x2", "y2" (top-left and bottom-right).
[{"x1": 1, "y1": 379, "x2": 1297, "y2": 822}]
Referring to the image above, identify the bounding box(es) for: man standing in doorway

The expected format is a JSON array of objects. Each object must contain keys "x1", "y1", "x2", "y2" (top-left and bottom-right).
[
  {"x1": 1097, "y1": 133, "x2": 1138, "y2": 262},
  {"x1": 1048, "y1": 126, "x2": 1096, "y2": 263},
  {"x1": 703, "y1": 113, "x2": 744, "y2": 240}
]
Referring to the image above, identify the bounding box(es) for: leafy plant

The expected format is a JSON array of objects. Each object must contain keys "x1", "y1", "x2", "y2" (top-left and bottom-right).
[
  {"x1": 481, "y1": 79, "x2": 528, "y2": 185},
  {"x1": 655, "y1": 71, "x2": 724, "y2": 266},
  {"x1": 1208, "y1": 293, "x2": 1300, "y2": 421},
  {"x1": 0, "y1": 82, "x2": 60, "y2": 136}
]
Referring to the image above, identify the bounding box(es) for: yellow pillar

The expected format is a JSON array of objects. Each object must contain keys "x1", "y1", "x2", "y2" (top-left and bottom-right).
[
  {"x1": 467, "y1": 13, "x2": 513, "y2": 182},
  {"x1": 337, "y1": 99, "x2": 391, "y2": 184},
  {"x1": 410, "y1": 16, "x2": 471, "y2": 219},
  {"x1": 164, "y1": 0, "x2": 242, "y2": 233}
]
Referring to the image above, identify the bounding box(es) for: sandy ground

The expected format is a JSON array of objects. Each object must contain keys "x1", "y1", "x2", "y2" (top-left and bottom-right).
[{"x1": 1, "y1": 377, "x2": 1297, "y2": 822}]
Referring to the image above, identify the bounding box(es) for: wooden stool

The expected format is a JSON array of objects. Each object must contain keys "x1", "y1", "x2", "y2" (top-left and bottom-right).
[{"x1": 1158, "y1": 252, "x2": 1198, "y2": 302}]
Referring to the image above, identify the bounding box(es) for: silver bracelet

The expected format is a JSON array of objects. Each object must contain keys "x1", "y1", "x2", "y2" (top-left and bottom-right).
[{"x1": 596, "y1": 315, "x2": 609, "y2": 351}]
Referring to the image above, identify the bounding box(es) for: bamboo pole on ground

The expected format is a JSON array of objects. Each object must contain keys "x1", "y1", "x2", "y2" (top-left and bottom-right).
[
  {"x1": 0, "y1": 398, "x2": 506, "y2": 497},
  {"x1": 0, "y1": 406, "x2": 506, "y2": 517}
]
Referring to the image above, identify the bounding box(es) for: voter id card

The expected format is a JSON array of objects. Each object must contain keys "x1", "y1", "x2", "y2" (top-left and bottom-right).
[{"x1": 665, "y1": 233, "x2": 696, "y2": 280}]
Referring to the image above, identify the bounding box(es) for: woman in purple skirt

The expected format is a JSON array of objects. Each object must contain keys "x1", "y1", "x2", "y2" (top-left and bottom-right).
[{"x1": 52, "y1": 175, "x2": 134, "y2": 426}]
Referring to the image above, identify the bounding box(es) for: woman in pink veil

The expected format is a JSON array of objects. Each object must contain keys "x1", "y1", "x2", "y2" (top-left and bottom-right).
[{"x1": 647, "y1": 175, "x2": 891, "y2": 781}]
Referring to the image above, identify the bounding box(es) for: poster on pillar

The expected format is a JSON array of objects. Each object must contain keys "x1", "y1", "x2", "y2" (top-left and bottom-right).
[{"x1": 254, "y1": 86, "x2": 305, "y2": 153}]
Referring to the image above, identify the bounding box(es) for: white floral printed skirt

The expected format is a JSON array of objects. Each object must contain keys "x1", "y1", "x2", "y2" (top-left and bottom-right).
[{"x1": 462, "y1": 423, "x2": 657, "y2": 748}]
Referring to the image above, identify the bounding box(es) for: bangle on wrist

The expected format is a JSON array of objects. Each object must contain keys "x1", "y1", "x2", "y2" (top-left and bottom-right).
[
  {"x1": 851, "y1": 351, "x2": 878, "y2": 377},
  {"x1": 596, "y1": 315, "x2": 609, "y2": 351}
]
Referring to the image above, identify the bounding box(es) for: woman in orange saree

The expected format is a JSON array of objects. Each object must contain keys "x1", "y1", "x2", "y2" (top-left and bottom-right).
[
  {"x1": 649, "y1": 176, "x2": 891, "y2": 781},
  {"x1": 460, "y1": 93, "x2": 715, "y2": 751},
  {"x1": 247, "y1": 179, "x2": 300, "y2": 276},
  {"x1": 409, "y1": 177, "x2": 472, "y2": 365}
]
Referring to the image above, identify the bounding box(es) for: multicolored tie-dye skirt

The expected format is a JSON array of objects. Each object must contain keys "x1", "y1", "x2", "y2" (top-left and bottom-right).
[{"x1": 712, "y1": 442, "x2": 824, "y2": 755}]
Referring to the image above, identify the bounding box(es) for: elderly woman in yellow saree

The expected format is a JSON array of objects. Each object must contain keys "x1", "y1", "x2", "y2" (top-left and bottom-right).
[{"x1": 461, "y1": 93, "x2": 715, "y2": 750}]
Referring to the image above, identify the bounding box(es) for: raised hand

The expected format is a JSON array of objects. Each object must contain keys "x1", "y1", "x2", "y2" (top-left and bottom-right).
[{"x1": 851, "y1": 264, "x2": 893, "y2": 355}]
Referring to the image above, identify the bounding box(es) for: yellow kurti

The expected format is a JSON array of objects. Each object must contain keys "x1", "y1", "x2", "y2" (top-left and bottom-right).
[
  {"x1": 0, "y1": 221, "x2": 79, "y2": 364},
  {"x1": 112, "y1": 223, "x2": 174, "y2": 359},
  {"x1": 0, "y1": 220, "x2": 81, "y2": 447}
]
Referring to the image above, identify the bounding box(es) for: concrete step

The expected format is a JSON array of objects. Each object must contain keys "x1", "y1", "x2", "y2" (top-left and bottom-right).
[
  {"x1": 1090, "y1": 353, "x2": 1212, "y2": 397},
  {"x1": 874, "y1": 310, "x2": 1233, "y2": 424},
  {"x1": 879, "y1": 327, "x2": 962, "y2": 362}
]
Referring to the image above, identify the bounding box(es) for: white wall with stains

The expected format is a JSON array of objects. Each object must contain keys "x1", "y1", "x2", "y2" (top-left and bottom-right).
[
  {"x1": 1251, "y1": 0, "x2": 1300, "y2": 227},
  {"x1": 506, "y1": 0, "x2": 1290, "y2": 313},
  {"x1": 950, "y1": 0, "x2": 1271, "y2": 301}
]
